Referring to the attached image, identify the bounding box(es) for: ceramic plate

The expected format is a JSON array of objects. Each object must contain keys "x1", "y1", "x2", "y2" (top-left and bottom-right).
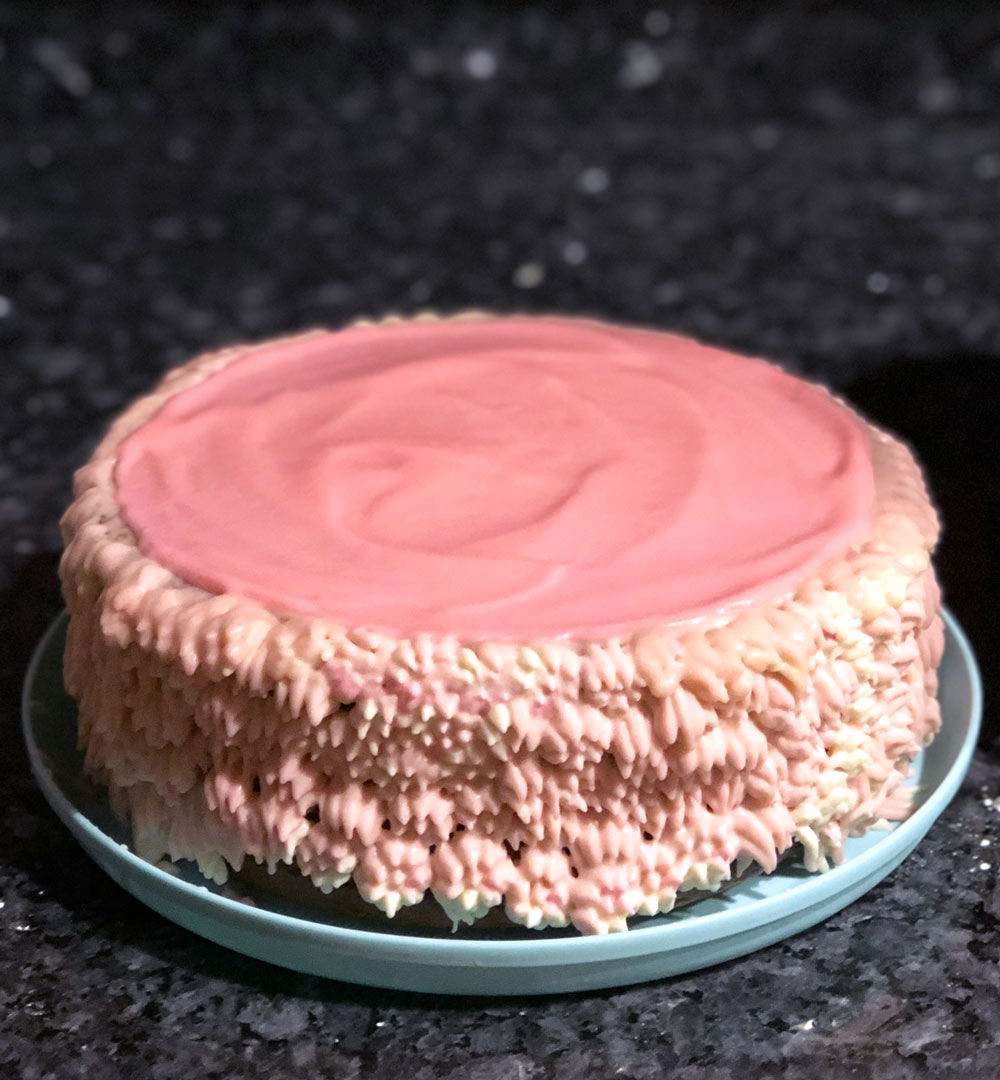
[{"x1": 22, "y1": 610, "x2": 981, "y2": 995}]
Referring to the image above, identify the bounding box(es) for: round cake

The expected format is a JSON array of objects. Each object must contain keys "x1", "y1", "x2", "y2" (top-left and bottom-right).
[{"x1": 59, "y1": 314, "x2": 943, "y2": 934}]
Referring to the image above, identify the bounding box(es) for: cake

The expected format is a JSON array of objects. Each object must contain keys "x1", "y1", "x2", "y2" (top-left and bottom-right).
[{"x1": 59, "y1": 314, "x2": 943, "y2": 935}]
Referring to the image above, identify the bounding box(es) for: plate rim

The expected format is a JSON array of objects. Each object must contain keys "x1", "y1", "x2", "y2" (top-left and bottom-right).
[{"x1": 22, "y1": 608, "x2": 982, "y2": 970}]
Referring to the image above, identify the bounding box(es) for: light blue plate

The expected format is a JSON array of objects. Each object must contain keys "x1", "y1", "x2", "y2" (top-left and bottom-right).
[{"x1": 23, "y1": 610, "x2": 981, "y2": 995}]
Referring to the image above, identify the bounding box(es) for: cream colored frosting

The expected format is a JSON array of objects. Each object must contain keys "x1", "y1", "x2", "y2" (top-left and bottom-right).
[{"x1": 59, "y1": 317, "x2": 943, "y2": 934}]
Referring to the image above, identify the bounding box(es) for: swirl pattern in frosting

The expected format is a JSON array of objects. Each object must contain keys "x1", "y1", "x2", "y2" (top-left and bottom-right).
[{"x1": 113, "y1": 317, "x2": 875, "y2": 638}]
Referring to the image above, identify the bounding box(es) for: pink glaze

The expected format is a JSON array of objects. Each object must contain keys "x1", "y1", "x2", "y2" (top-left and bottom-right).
[{"x1": 114, "y1": 318, "x2": 875, "y2": 638}]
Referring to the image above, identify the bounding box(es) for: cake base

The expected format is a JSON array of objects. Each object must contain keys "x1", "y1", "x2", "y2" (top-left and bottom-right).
[
  {"x1": 227, "y1": 856, "x2": 775, "y2": 936},
  {"x1": 23, "y1": 611, "x2": 980, "y2": 989}
]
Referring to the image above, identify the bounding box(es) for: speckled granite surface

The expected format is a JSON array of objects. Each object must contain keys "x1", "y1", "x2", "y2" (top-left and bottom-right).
[{"x1": 1, "y1": 3, "x2": 998, "y2": 1077}]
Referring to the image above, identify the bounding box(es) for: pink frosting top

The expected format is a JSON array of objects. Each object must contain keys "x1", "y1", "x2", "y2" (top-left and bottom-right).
[{"x1": 114, "y1": 317, "x2": 875, "y2": 639}]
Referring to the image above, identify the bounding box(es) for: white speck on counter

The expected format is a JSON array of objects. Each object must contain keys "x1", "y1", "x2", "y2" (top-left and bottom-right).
[
  {"x1": 791, "y1": 1018, "x2": 816, "y2": 1032},
  {"x1": 562, "y1": 240, "x2": 588, "y2": 265},
  {"x1": 619, "y1": 40, "x2": 663, "y2": 89},
  {"x1": 410, "y1": 48, "x2": 439, "y2": 77},
  {"x1": 890, "y1": 186, "x2": 924, "y2": 216},
  {"x1": 104, "y1": 30, "x2": 131, "y2": 56},
  {"x1": 866, "y1": 271, "x2": 890, "y2": 294},
  {"x1": 28, "y1": 143, "x2": 53, "y2": 168},
  {"x1": 750, "y1": 123, "x2": 781, "y2": 151},
  {"x1": 918, "y1": 77, "x2": 958, "y2": 115},
  {"x1": 577, "y1": 166, "x2": 609, "y2": 194},
  {"x1": 980, "y1": 862, "x2": 992, "y2": 872},
  {"x1": 32, "y1": 37, "x2": 92, "y2": 97},
  {"x1": 972, "y1": 152, "x2": 1000, "y2": 180},
  {"x1": 152, "y1": 216, "x2": 185, "y2": 241},
  {"x1": 513, "y1": 262, "x2": 545, "y2": 288},
  {"x1": 655, "y1": 281, "x2": 685, "y2": 304},
  {"x1": 167, "y1": 135, "x2": 195, "y2": 163},
  {"x1": 464, "y1": 48, "x2": 497, "y2": 80},
  {"x1": 981, "y1": 838, "x2": 991, "y2": 847},
  {"x1": 644, "y1": 11, "x2": 672, "y2": 37}
]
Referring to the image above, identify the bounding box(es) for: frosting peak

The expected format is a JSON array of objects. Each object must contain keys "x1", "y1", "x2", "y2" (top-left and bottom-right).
[{"x1": 114, "y1": 317, "x2": 874, "y2": 638}]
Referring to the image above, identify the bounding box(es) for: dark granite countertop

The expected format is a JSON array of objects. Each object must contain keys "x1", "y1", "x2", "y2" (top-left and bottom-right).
[{"x1": 1, "y1": 3, "x2": 998, "y2": 1077}]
